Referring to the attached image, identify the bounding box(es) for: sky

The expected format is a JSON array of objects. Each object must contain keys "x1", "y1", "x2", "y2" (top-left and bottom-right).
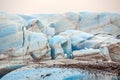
[{"x1": 0, "y1": 0, "x2": 120, "y2": 14}]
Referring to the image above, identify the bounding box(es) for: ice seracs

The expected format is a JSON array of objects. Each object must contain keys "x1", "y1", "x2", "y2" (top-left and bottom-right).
[{"x1": 0, "y1": 11, "x2": 120, "y2": 62}]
